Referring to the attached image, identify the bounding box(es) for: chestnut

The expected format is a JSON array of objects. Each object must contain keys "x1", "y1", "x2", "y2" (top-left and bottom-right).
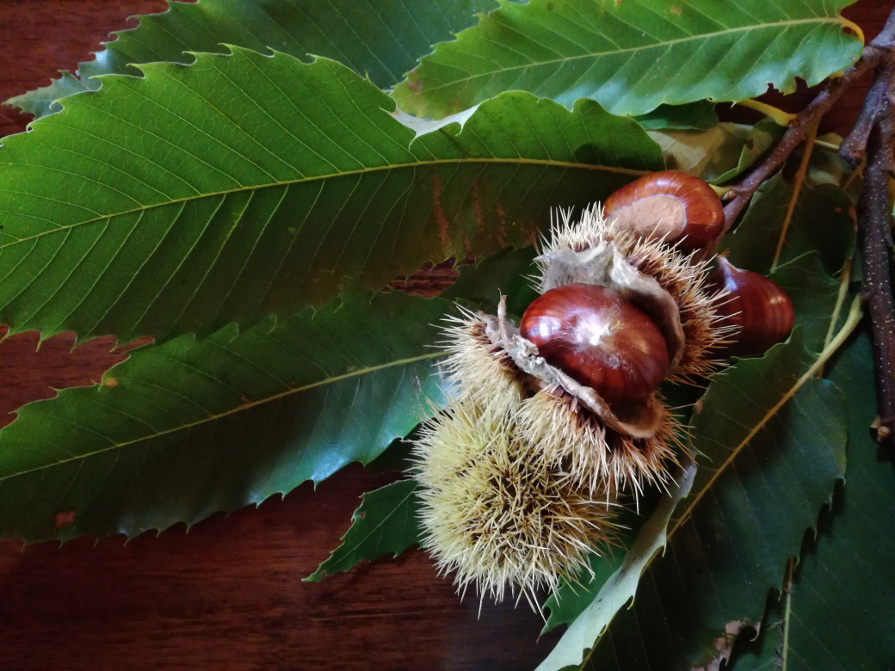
[
  {"x1": 519, "y1": 283, "x2": 669, "y2": 404},
  {"x1": 708, "y1": 257, "x2": 795, "y2": 357},
  {"x1": 603, "y1": 170, "x2": 724, "y2": 250}
]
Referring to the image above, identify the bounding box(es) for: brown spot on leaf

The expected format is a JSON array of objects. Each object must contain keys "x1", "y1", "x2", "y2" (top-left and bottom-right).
[
  {"x1": 432, "y1": 172, "x2": 452, "y2": 253},
  {"x1": 54, "y1": 511, "x2": 76, "y2": 529},
  {"x1": 103, "y1": 377, "x2": 118, "y2": 388},
  {"x1": 462, "y1": 231, "x2": 472, "y2": 259},
  {"x1": 405, "y1": 70, "x2": 422, "y2": 94},
  {"x1": 495, "y1": 200, "x2": 508, "y2": 249},
  {"x1": 671, "y1": 5, "x2": 682, "y2": 13},
  {"x1": 472, "y1": 181, "x2": 485, "y2": 234}
]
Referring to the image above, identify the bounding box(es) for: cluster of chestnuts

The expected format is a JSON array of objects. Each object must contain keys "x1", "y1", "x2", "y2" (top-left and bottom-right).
[{"x1": 411, "y1": 171, "x2": 795, "y2": 606}]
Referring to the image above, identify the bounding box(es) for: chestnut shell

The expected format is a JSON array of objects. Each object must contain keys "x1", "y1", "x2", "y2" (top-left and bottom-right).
[
  {"x1": 519, "y1": 283, "x2": 669, "y2": 403},
  {"x1": 603, "y1": 170, "x2": 724, "y2": 250},
  {"x1": 709, "y1": 257, "x2": 795, "y2": 356}
]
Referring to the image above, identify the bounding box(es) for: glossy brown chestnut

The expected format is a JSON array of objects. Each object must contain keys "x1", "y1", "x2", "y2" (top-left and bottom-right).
[
  {"x1": 709, "y1": 257, "x2": 795, "y2": 357},
  {"x1": 519, "y1": 283, "x2": 669, "y2": 403},
  {"x1": 603, "y1": 170, "x2": 724, "y2": 250}
]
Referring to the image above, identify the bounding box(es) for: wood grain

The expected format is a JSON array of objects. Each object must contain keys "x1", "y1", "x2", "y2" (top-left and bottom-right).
[{"x1": 0, "y1": 1, "x2": 889, "y2": 669}]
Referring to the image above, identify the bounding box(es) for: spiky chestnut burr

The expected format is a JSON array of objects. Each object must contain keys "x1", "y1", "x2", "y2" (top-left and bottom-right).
[
  {"x1": 411, "y1": 399, "x2": 618, "y2": 607},
  {"x1": 516, "y1": 389, "x2": 682, "y2": 496},
  {"x1": 512, "y1": 206, "x2": 730, "y2": 491},
  {"x1": 436, "y1": 206, "x2": 728, "y2": 492},
  {"x1": 412, "y1": 178, "x2": 731, "y2": 602},
  {"x1": 436, "y1": 307, "x2": 528, "y2": 417},
  {"x1": 540, "y1": 205, "x2": 732, "y2": 383}
]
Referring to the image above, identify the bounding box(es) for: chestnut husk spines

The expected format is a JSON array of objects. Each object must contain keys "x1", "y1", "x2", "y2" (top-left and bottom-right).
[{"x1": 410, "y1": 188, "x2": 733, "y2": 604}]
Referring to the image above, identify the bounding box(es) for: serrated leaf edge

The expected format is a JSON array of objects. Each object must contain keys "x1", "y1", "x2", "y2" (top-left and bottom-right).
[
  {"x1": 0, "y1": 350, "x2": 446, "y2": 485},
  {"x1": 413, "y1": 17, "x2": 852, "y2": 98}
]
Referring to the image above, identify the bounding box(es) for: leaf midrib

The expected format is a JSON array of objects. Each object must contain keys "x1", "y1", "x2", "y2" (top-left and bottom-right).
[
  {"x1": 0, "y1": 157, "x2": 648, "y2": 249},
  {"x1": 354, "y1": 483, "x2": 418, "y2": 552},
  {"x1": 0, "y1": 350, "x2": 446, "y2": 482},
  {"x1": 409, "y1": 17, "x2": 847, "y2": 95}
]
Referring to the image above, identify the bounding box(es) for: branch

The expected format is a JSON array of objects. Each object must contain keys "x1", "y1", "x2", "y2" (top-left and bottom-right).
[
  {"x1": 718, "y1": 9, "x2": 895, "y2": 236},
  {"x1": 840, "y1": 60, "x2": 895, "y2": 162},
  {"x1": 704, "y1": 8, "x2": 895, "y2": 443},
  {"x1": 856, "y1": 56, "x2": 895, "y2": 444},
  {"x1": 720, "y1": 54, "x2": 878, "y2": 233}
]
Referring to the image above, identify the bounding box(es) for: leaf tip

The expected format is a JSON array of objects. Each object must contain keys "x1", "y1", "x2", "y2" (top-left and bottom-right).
[{"x1": 302, "y1": 570, "x2": 325, "y2": 583}]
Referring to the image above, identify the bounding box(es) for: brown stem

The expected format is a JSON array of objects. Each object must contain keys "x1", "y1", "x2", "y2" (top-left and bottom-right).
[
  {"x1": 856, "y1": 59, "x2": 895, "y2": 444},
  {"x1": 840, "y1": 61, "x2": 894, "y2": 162},
  {"x1": 870, "y1": 5, "x2": 895, "y2": 50},
  {"x1": 720, "y1": 53, "x2": 879, "y2": 233},
  {"x1": 707, "y1": 7, "x2": 895, "y2": 443},
  {"x1": 832, "y1": 10, "x2": 895, "y2": 162}
]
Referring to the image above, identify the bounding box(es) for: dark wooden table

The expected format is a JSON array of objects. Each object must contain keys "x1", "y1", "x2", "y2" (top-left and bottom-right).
[{"x1": 0, "y1": 2, "x2": 888, "y2": 669}]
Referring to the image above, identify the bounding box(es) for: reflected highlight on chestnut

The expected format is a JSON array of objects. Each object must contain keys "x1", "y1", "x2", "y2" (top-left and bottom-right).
[{"x1": 519, "y1": 283, "x2": 669, "y2": 403}]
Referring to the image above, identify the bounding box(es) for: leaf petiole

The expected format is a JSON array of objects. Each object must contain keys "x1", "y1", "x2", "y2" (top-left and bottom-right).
[
  {"x1": 737, "y1": 99, "x2": 797, "y2": 126},
  {"x1": 771, "y1": 118, "x2": 820, "y2": 272},
  {"x1": 822, "y1": 257, "x2": 854, "y2": 354}
]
